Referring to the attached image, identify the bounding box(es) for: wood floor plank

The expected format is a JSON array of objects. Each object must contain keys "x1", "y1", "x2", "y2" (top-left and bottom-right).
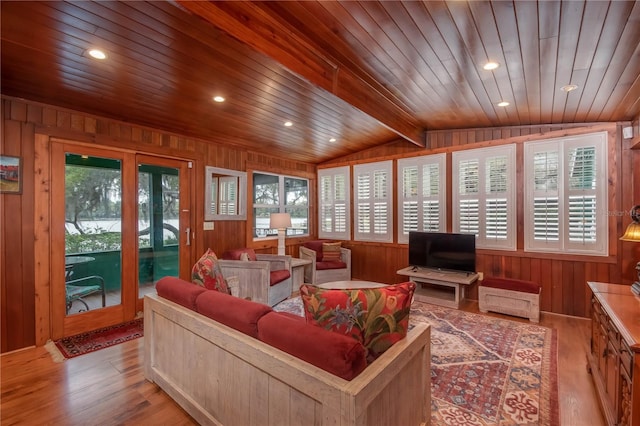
[{"x1": 1, "y1": 304, "x2": 604, "y2": 425}]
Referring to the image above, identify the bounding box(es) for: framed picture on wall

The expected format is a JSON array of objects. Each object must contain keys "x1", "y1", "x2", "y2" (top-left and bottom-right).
[{"x1": 0, "y1": 155, "x2": 22, "y2": 194}]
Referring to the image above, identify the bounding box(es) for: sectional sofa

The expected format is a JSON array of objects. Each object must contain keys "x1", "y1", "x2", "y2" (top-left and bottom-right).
[{"x1": 144, "y1": 276, "x2": 431, "y2": 426}]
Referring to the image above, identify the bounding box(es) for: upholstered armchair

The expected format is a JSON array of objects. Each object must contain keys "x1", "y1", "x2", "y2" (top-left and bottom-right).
[
  {"x1": 298, "y1": 240, "x2": 351, "y2": 285},
  {"x1": 218, "y1": 248, "x2": 292, "y2": 306}
]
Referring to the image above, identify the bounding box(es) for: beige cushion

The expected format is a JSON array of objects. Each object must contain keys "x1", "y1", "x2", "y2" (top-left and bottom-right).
[{"x1": 322, "y1": 242, "x2": 342, "y2": 262}]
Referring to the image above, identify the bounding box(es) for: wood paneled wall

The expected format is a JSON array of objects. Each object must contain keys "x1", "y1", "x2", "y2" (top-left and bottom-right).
[
  {"x1": 0, "y1": 97, "x2": 315, "y2": 352},
  {"x1": 323, "y1": 122, "x2": 640, "y2": 318},
  {"x1": 1, "y1": 94, "x2": 638, "y2": 352}
]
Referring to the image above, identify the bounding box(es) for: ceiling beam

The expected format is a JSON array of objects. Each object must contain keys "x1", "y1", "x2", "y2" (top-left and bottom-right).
[{"x1": 175, "y1": 1, "x2": 425, "y2": 147}]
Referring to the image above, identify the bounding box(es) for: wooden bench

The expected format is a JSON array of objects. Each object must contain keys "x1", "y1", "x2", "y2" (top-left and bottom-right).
[{"x1": 478, "y1": 277, "x2": 541, "y2": 322}]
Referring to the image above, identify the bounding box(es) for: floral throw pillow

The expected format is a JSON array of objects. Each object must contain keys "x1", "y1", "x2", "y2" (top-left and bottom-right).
[
  {"x1": 192, "y1": 248, "x2": 231, "y2": 294},
  {"x1": 299, "y1": 281, "x2": 416, "y2": 362}
]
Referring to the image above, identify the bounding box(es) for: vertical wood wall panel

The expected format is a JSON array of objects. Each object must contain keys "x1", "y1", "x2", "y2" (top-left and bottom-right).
[
  {"x1": 1, "y1": 95, "x2": 638, "y2": 352},
  {"x1": 0, "y1": 96, "x2": 315, "y2": 352}
]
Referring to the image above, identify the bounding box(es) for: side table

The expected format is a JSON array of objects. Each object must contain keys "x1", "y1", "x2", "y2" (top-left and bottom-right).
[{"x1": 290, "y1": 258, "x2": 312, "y2": 292}]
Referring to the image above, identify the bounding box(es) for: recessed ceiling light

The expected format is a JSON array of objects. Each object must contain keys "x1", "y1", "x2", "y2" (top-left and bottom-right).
[
  {"x1": 213, "y1": 96, "x2": 225, "y2": 103},
  {"x1": 497, "y1": 101, "x2": 510, "y2": 107},
  {"x1": 88, "y1": 49, "x2": 107, "y2": 60},
  {"x1": 329, "y1": 138, "x2": 336, "y2": 143},
  {"x1": 284, "y1": 121, "x2": 293, "y2": 127},
  {"x1": 483, "y1": 61, "x2": 499, "y2": 70},
  {"x1": 561, "y1": 84, "x2": 578, "y2": 92}
]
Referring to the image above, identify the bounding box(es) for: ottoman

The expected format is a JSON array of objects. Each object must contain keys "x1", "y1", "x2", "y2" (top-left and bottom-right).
[{"x1": 478, "y1": 277, "x2": 541, "y2": 322}]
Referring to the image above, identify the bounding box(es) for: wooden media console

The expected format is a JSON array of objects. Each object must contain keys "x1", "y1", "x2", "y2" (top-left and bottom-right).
[{"x1": 397, "y1": 266, "x2": 479, "y2": 309}]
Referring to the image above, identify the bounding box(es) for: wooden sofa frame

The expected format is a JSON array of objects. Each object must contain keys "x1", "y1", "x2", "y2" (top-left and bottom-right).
[
  {"x1": 218, "y1": 254, "x2": 292, "y2": 306},
  {"x1": 144, "y1": 293, "x2": 431, "y2": 426}
]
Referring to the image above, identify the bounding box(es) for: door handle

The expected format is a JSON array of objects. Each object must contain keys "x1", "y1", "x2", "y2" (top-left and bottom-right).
[{"x1": 185, "y1": 227, "x2": 191, "y2": 246}]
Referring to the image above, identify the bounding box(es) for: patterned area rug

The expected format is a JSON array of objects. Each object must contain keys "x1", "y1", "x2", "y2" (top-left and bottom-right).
[
  {"x1": 51, "y1": 318, "x2": 144, "y2": 359},
  {"x1": 274, "y1": 297, "x2": 559, "y2": 426}
]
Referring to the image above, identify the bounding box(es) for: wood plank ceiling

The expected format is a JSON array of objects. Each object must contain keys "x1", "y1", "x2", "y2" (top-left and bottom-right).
[{"x1": 2, "y1": 1, "x2": 639, "y2": 164}]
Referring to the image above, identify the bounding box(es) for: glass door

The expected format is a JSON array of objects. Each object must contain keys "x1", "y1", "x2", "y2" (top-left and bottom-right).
[
  {"x1": 63, "y1": 153, "x2": 124, "y2": 315},
  {"x1": 136, "y1": 157, "x2": 192, "y2": 312},
  {"x1": 51, "y1": 142, "x2": 192, "y2": 338}
]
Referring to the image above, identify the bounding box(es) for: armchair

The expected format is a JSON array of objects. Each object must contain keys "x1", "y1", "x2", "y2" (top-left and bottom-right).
[
  {"x1": 219, "y1": 248, "x2": 292, "y2": 306},
  {"x1": 299, "y1": 240, "x2": 351, "y2": 284}
]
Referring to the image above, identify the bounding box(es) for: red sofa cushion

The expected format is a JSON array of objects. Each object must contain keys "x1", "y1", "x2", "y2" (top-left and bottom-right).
[
  {"x1": 300, "y1": 282, "x2": 416, "y2": 362},
  {"x1": 270, "y1": 269, "x2": 291, "y2": 286},
  {"x1": 221, "y1": 248, "x2": 258, "y2": 261},
  {"x1": 316, "y1": 260, "x2": 347, "y2": 270},
  {"x1": 195, "y1": 290, "x2": 272, "y2": 338},
  {"x1": 481, "y1": 277, "x2": 541, "y2": 294},
  {"x1": 156, "y1": 276, "x2": 206, "y2": 310},
  {"x1": 258, "y1": 311, "x2": 367, "y2": 381},
  {"x1": 303, "y1": 240, "x2": 326, "y2": 262}
]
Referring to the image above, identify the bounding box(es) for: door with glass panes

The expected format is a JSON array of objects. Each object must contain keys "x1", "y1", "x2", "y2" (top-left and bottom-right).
[{"x1": 51, "y1": 142, "x2": 192, "y2": 339}]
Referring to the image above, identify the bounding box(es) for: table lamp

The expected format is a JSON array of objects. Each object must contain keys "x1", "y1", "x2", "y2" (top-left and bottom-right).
[
  {"x1": 620, "y1": 205, "x2": 640, "y2": 290},
  {"x1": 270, "y1": 212, "x2": 291, "y2": 256}
]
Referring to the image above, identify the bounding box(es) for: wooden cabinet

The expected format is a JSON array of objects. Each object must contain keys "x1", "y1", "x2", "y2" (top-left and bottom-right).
[{"x1": 587, "y1": 282, "x2": 640, "y2": 426}]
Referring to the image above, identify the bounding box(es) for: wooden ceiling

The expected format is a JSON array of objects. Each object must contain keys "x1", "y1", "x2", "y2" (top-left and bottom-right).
[{"x1": 2, "y1": 1, "x2": 639, "y2": 164}]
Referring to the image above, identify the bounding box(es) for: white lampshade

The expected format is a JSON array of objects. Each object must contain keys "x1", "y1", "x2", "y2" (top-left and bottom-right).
[{"x1": 270, "y1": 212, "x2": 292, "y2": 229}]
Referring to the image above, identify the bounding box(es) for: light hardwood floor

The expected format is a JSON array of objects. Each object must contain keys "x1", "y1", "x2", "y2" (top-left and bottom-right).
[{"x1": 1, "y1": 301, "x2": 604, "y2": 426}]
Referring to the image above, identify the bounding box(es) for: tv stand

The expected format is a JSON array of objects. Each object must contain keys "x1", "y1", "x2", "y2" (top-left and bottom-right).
[{"x1": 397, "y1": 266, "x2": 479, "y2": 309}]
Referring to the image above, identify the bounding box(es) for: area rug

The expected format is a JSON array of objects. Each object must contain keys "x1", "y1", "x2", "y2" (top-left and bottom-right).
[
  {"x1": 50, "y1": 318, "x2": 144, "y2": 360},
  {"x1": 274, "y1": 297, "x2": 559, "y2": 426}
]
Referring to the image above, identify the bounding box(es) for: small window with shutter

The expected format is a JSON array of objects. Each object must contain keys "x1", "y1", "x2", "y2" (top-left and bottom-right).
[
  {"x1": 354, "y1": 160, "x2": 393, "y2": 242},
  {"x1": 524, "y1": 132, "x2": 608, "y2": 256},
  {"x1": 397, "y1": 154, "x2": 446, "y2": 243},
  {"x1": 318, "y1": 166, "x2": 350, "y2": 240},
  {"x1": 452, "y1": 145, "x2": 516, "y2": 250}
]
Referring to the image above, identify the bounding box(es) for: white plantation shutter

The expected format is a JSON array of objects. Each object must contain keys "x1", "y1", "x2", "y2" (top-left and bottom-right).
[
  {"x1": 458, "y1": 159, "x2": 480, "y2": 235},
  {"x1": 453, "y1": 145, "x2": 516, "y2": 250},
  {"x1": 210, "y1": 176, "x2": 218, "y2": 215},
  {"x1": 219, "y1": 176, "x2": 237, "y2": 215},
  {"x1": 532, "y1": 151, "x2": 560, "y2": 242},
  {"x1": 524, "y1": 132, "x2": 607, "y2": 255},
  {"x1": 485, "y1": 156, "x2": 508, "y2": 241},
  {"x1": 567, "y1": 147, "x2": 597, "y2": 244},
  {"x1": 318, "y1": 166, "x2": 350, "y2": 239},
  {"x1": 397, "y1": 154, "x2": 446, "y2": 243},
  {"x1": 354, "y1": 161, "x2": 392, "y2": 242}
]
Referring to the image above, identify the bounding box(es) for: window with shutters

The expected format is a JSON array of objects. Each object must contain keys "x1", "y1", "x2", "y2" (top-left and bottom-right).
[
  {"x1": 318, "y1": 166, "x2": 350, "y2": 240},
  {"x1": 524, "y1": 132, "x2": 608, "y2": 255},
  {"x1": 354, "y1": 161, "x2": 393, "y2": 242},
  {"x1": 252, "y1": 172, "x2": 309, "y2": 239},
  {"x1": 452, "y1": 145, "x2": 516, "y2": 250},
  {"x1": 397, "y1": 154, "x2": 446, "y2": 243}
]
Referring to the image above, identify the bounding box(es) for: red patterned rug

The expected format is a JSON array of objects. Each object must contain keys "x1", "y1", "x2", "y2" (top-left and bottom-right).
[
  {"x1": 51, "y1": 318, "x2": 144, "y2": 359},
  {"x1": 275, "y1": 298, "x2": 559, "y2": 426}
]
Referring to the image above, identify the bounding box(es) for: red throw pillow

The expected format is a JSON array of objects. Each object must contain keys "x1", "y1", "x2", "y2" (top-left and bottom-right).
[
  {"x1": 221, "y1": 248, "x2": 257, "y2": 261},
  {"x1": 304, "y1": 240, "x2": 325, "y2": 262},
  {"x1": 299, "y1": 282, "x2": 416, "y2": 362},
  {"x1": 192, "y1": 248, "x2": 231, "y2": 294}
]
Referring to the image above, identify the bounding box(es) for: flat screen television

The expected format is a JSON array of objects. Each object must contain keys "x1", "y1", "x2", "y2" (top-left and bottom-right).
[{"x1": 408, "y1": 231, "x2": 476, "y2": 274}]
